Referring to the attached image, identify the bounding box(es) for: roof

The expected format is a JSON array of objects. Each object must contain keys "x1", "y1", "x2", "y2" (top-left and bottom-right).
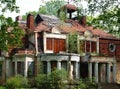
[
  {"x1": 34, "y1": 14, "x2": 61, "y2": 32},
  {"x1": 57, "y1": 24, "x2": 78, "y2": 33},
  {"x1": 62, "y1": 4, "x2": 77, "y2": 13},
  {"x1": 34, "y1": 22, "x2": 51, "y2": 32},
  {"x1": 65, "y1": 19, "x2": 116, "y2": 39},
  {"x1": 40, "y1": 14, "x2": 60, "y2": 27}
]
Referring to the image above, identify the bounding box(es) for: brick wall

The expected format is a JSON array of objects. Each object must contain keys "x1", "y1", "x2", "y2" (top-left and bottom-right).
[{"x1": 99, "y1": 38, "x2": 120, "y2": 60}]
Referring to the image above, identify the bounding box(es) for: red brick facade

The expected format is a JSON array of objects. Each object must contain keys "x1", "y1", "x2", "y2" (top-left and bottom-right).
[{"x1": 99, "y1": 38, "x2": 120, "y2": 60}]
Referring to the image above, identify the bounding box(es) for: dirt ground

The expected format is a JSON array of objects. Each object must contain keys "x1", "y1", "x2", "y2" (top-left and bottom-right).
[{"x1": 98, "y1": 83, "x2": 120, "y2": 89}]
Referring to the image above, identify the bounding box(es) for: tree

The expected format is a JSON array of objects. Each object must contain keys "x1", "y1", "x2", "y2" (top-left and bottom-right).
[
  {"x1": 39, "y1": 0, "x2": 65, "y2": 16},
  {"x1": 22, "y1": 11, "x2": 38, "y2": 20},
  {"x1": 87, "y1": 0, "x2": 120, "y2": 37},
  {"x1": 72, "y1": 0, "x2": 120, "y2": 37},
  {"x1": 68, "y1": 33, "x2": 78, "y2": 53},
  {"x1": 0, "y1": 0, "x2": 24, "y2": 52},
  {"x1": 0, "y1": 0, "x2": 19, "y2": 13},
  {"x1": 0, "y1": 16, "x2": 24, "y2": 51}
]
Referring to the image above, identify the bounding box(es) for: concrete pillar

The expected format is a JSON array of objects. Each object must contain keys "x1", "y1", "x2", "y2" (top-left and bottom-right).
[
  {"x1": 57, "y1": 61, "x2": 61, "y2": 70},
  {"x1": 96, "y1": 37, "x2": 99, "y2": 54},
  {"x1": 88, "y1": 62, "x2": 92, "y2": 79},
  {"x1": 113, "y1": 62, "x2": 116, "y2": 82},
  {"x1": 24, "y1": 59, "x2": 28, "y2": 77},
  {"x1": 75, "y1": 61, "x2": 79, "y2": 79},
  {"x1": 107, "y1": 63, "x2": 111, "y2": 83},
  {"x1": 35, "y1": 32, "x2": 38, "y2": 56},
  {"x1": 94, "y1": 62, "x2": 98, "y2": 83},
  {"x1": 47, "y1": 61, "x2": 51, "y2": 74},
  {"x1": 15, "y1": 59, "x2": 17, "y2": 75}
]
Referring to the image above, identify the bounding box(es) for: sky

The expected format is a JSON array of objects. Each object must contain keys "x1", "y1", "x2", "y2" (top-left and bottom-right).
[
  {"x1": 4, "y1": 0, "x2": 87, "y2": 21},
  {"x1": 4, "y1": 0, "x2": 45, "y2": 20}
]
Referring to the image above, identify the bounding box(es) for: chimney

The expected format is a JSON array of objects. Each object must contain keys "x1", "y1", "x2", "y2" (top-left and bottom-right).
[
  {"x1": 80, "y1": 16, "x2": 86, "y2": 27},
  {"x1": 27, "y1": 14, "x2": 35, "y2": 30},
  {"x1": 15, "y1": 16, "x2": 22, "y2": 22}
]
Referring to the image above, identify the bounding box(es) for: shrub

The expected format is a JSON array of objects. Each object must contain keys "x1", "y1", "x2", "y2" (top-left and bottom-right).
[
  {"x1": 0, "y1": 86, "x2": 6, "y2": 89},
  {"x1": 75, "y1": 78, "x2": 98, "y2": 89},
  {"x1": 35, "y1": 68, "x2": 67, "y2": 89},
  {"x1": 48, "y1": 69, "x2": 67, "y2": 89},
  {"x1": 6, "y1": 75, "x2": 28, "y2": 89},
  {"x1": 35, "y1": 74, "x2": 49, "y2": 89}
]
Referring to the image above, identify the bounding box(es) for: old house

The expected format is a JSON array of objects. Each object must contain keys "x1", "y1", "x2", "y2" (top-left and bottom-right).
[{"x1": 0, "y1": 4, "x2": 120, "y2": 84}]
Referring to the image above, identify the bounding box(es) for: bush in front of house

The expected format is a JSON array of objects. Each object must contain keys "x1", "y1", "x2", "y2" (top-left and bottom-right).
[
  {"x1": 75, "y1": 78, "x2": 98, "y2": 89},
  {"x1": 35, "y1": 68, "x2": 67, "y2": 89},
  {"x1": 6, "y1": 75, "x2": 29, "y2": 89},
  {"x1": 35, "y1": 74, "x2": 49, "y2": 89},
  {"x1": 0, "y1": 86, "x2": 6, "y2": 89},
  {"x1": 48, "y1": 69, "x2": 67, "y2": 89}
]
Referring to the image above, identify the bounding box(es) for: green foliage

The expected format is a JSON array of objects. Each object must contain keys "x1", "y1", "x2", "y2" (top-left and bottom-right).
[
  {"x1": 59, "y1": 11, "x2": 66, "y2": 21},
  {"x1": 35, "y1": 74, "x2": 49, "y2": 89},
  {"x1": 22, "y1": 11, "x2": 38, "y2": 20},
  {"x1": 68, "y1": 33, "x2": 78, "y2": 53},
  {"x1": 0, "y1": 16, "x2": 24, "y2": 51},
  {"x1": 6, "y1": 75, "x2": 28, "y2": 89},
  {"x1": 35, "y1": 69, "x2": 67, "y2": 89},
  {"x1": 0, "y1": 86, "x2": 6, "y2": 89},
  {"x1": 89, "y1": 7, "x2": 120, "y2": 37},
  {"x1": 0, "y1": 0, "x2": 19, "y2": 14},
  {"x1": 75, "y1": 78, "x2": 97, "y2": 89},
  {"x1": 42, "y1": 0, "x2": 65, "y2": 16}
]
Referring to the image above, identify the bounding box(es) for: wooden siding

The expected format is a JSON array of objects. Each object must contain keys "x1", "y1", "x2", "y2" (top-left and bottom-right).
[
  {"x1": 46, "y1": 38, "x2": 66, "y2": 53},
  {"x1": 46, "y1": 38, "x2": 52, "y2": 50}
]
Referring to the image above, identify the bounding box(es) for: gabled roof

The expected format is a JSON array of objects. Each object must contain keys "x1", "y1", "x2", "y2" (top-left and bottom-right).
[
  {"x1": 38, "y1": 14, "x2": 60, "y2": 27},
  {"x1": 34, "y1": 14, "x2": 61, "y2": 32}
]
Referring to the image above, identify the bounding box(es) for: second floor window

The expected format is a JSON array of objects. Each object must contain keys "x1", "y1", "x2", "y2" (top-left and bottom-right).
[
  {"x1": 46, "y1": 38, "x2": 66, "y2": 53},
  {"x1": 79, "y1": 40, "x2": 97, "y2": 54}
]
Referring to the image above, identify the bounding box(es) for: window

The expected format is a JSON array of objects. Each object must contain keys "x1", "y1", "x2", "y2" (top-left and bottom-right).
[
  {"x1": 46, "y1": 38, "x2": 52, "y2": 50},
  {"x1": 43, "y1": 61, "x2": 47, "y2": 74},
  {"x1": 17, "y1": 62, "x2": 24, "y2": 76},
  {"x1": 46, "y1": 38, "x2": 66, "y2": 53},
  {"x1": 61, "y1": 61, "x2": 67, "y2": 70},
  {"x1": 79, "y1": 40, "x2": 97, "y2": 54},
  {"x1": 91, "y1": 41, "x2": 97, "y2": 53},
  {"x1": 28, "y1": 62, "x2": 35, "y2": 77}
]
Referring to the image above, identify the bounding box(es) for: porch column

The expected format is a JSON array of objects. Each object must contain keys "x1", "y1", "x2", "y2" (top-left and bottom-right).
[
  {"x1": 107, "y1": 63, "x2": 111, "y2": 83},
  {"x1": 35, "y1": 31, "x2": 38, "y2": 56},
  {"x1": 96, "y1": 37, "x2": 99, "y2": 54},
  {"x1": 75, "y1": 61, "x2": 79, "y2": 79},
  {"x1": 94, "y1": 62, "x2": 98, "y2": 83},
  {"x1": 15, "y1": 59, "x2": 17, "y2": 75},
  {"x1": 24, "y1": 59, "x2": 28, "y2": 77},
  {"x1": 57, "y1": 61, "x2": 61, "y2": 70},
  {"x1": 88, "y1": 62, "x2": 92, "y2": 79},
  {"x1": 47, "y1": 61, "x2": 51, "y2": 74},
  {"x1": 113, "y1": 62, "x2": 116, "y2": 82}
]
